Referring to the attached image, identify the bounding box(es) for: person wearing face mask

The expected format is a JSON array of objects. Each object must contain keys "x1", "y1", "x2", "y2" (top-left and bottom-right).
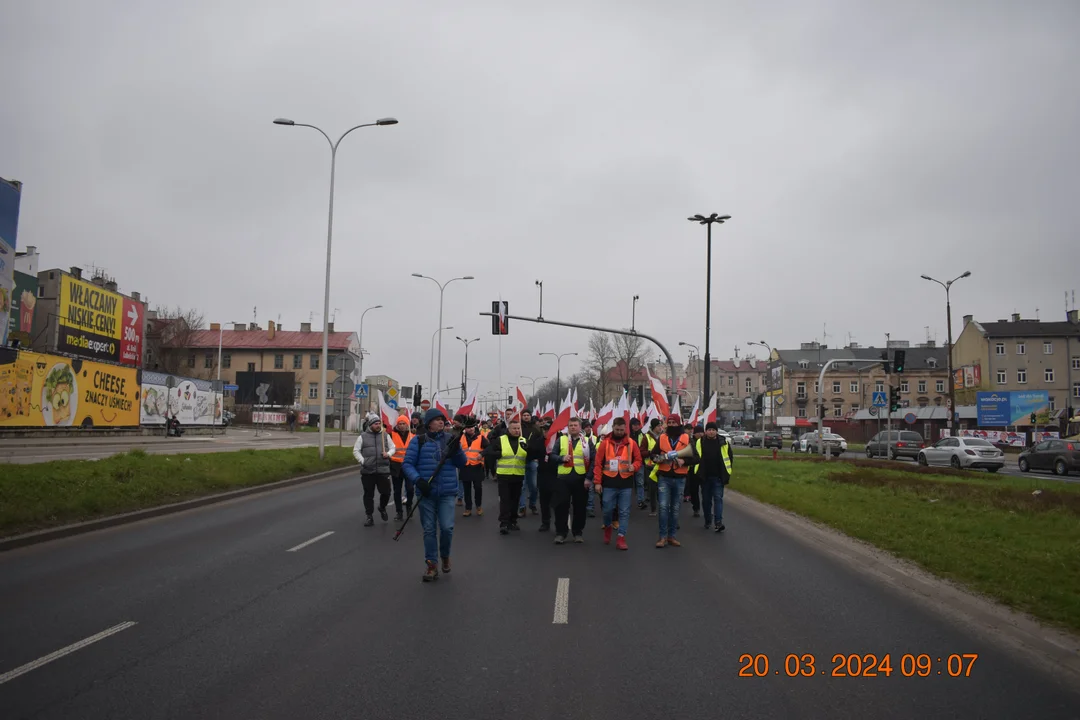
[
  {"x1": 652, "y1": 414, "x2": 691, "y2": 548},
  {"x1": 459, "y1": 419, "x2": 488, "y2": 517},
  {"x1": 550, "y1": 417, "x2": 596, "y2": 545},
  {"x1": 388, "y1": 413, "x2": 415, "y2": 522},
  {"x1": 483, "y1": 418, "x2": 529, "y2": 535},
  {"x1": 594, "y1": 417, "x2": 643, "y2": 551},
  {"x1": 628, "y1": 418, "x2": 646, "y2": 509},
  {"x1": 640, "y1": 418, "x2": 663, "y2": 515},
  {"x1": 689, "y1": 421, "x2": 734, "y2": 532},
  {"x1": 683, "y1": 424, "x2": 705, "y2": 519}
]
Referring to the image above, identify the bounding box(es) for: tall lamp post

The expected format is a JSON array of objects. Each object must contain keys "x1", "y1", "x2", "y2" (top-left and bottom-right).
[
  {"x1": 215, "y1": 321, "x2": 243, "y2": 433},
  {"x1": 921, "y1": 271, "x2": 971, "y2": 436},
  {"x1": 412, "y1": 273, "x2": 474, "y2": 395},
  {"x1": 429, "y1": 326, "x2": 454, "y2": 400},
  {"x1": 520, "y1": 375, "x2": 548, "y2": 398},
  {"x1": 687, "y1": 213, "x2": 731, "y2": 406},
  {"x1": 632, "y1": 295, "x2": 640, "y2": 331},
  {"x1": 273, "y1": 115, "x2": 398, "y2": 458},
  {"x1": 748, "y1": 340, "x2": 774, "y2": 430},
  {"x1": 356, "y1": 304, "x2": 382, "y2": 415},
  {"x1": 456, "y1": 336, "x2": 480, "y2": 403},
  {"x1": 540, "y1": 352, "x2": 577, "y2": 402},
  {"x1": 678, "y1": 341, "x2": 701, "y2": 405}
]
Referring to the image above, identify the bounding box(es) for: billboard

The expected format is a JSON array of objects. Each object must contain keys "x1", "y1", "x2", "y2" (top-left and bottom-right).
[
  {"x1": 0, "y1": 238, "x2": 11, "y2": 348},
  {"x1": 7, "y1": 271, "x2": 38, "y2": 345},
  {"x1": 141, "y1": 371, "x2": 223, "y2": 426},
  {"x1": 767, "y1": 362, "x2": 784, "y2": 396},
  {"x1": 953, "y1": 364, "x2": 982, "y2": 390},
  {"x1": 0, "y1": 179, "x2": 21, "y2": 349},
  {"x1": 58, "y1": 275, "x2": 144, "y2": 366},
  {"x1": 976, "y1": 390, "x2": 1049, "y2": 427},
  {"x1": 0, "y1": 348, "x2": 140, "y2": 427}
]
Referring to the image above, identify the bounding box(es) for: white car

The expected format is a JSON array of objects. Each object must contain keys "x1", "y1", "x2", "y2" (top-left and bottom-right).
[
  {"x1": 918, "y1": 437, "x2": 1004, "y2": 472},
  {"x1": 729, "y1": 431, "x2": 754, "y2": 446}
]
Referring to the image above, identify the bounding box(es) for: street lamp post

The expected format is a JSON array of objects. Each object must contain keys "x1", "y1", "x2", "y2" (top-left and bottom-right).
[
  {"x1": 679, "y1": 341, "x2": 701, "y2": 405},
  {"x1": 456, "y1": 336, "x2": 480, "y2": 403},
  {"x1": 921, "y1": 271, "x2": 971, "y2": 436},
  {"x1": 413, "y1": 274, "x2": 474, "y2": 396},
  {"x1": 429, "y1": 326, "x2": 454, "y2": 401},
  {"x1": 520, "y1": 375, "x2": 549, "y2": 398},
  {"x1": 356, "y1": 304, "x2": 382, "y2": 415},
  {"x1": 632, "y1": 295, "x2": 640, "y2": 332},
  {"x1": 540, "y1": 352, "x2": 577, "y2": 403},
  {"x1": 748, "y1": 340, "x2": 773, "y2": 430},
  {"x1": 215, "y1": 320, "x2": 243, "y2": 435},
  {"x1": 273, "y1": 115, "x2": 398, "y2": 458},
  {"x1": 687, "y1": 213, "x2": 731, "y2": 406}
]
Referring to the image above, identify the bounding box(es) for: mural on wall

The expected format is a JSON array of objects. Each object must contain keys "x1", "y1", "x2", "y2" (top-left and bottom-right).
[{"x1": 140, "y1": 371, "x2": 222, "y2": 425}]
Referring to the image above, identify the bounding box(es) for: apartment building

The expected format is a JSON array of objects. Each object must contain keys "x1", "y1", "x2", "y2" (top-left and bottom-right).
[
  {"x1": 683, "y1": 356, "x2": 768, "y2": 401},
  {"x1": 952, "y1": 310, "x2": 1080, "y2": 421}
]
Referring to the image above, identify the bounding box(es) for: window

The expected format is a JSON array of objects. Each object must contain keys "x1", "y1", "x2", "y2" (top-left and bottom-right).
[
  {"x1": 796, "y1": 381, "x2": 806, "y2": 397},
  {"x1": 187, "y1": 353, "x2": 195, "y2": 368},
  {"x1": 247, "y1": 362, "x2": 255, "y2": 372},
  {"x1": 308, "y1": 383, "x2": 318, "y2": 399},
  {"x1": 1072, "y1": 357, "x2": 1080, "y2": 371},
  {"x1": 851, "y1": 404, "x2": 860, "y2": 412},
  {"x1": 274, "y1": 354, "x2": 284, "y2": 370},
  {"x1": 1043, "y1": 342, "x2": 1053, "y2": 355},
  {"x1": 745, "y1": 378, "x2": 752, "y2": 394},
  {"x1": 900, "y1": 381, "x2": 909, "y2": 393},
  {"x1": 833, "y1": 405, "x2": 843, "y2": 417},
  {"x1": 1016, "y1": 343, "x2": 1025, "y2": 355},
  {"x1": 222, "y1": 353, "x2": 231, "y2": 369},
  {"x1": 917, "y1": 398, "x2": 929, "y2": 407},
  {"x1": 1045, "y1": 368, "x2": 1054, "y2": 383},
  {"x1": 202, "y1": 353, "x2": 211, "y2": 369},
  {"x1": 996, "y1": 370, "x2": 1006, "y2": 384},
  {"x1": 875, "y1": 380, "x2": 884, "y2": 393},
  {"x1": 797, "y1": 407, "x2": 806, "y2": 418},
  {"x1": 936, "y1": 380, "x2": 945, "y2": 392},
  {"x1": 728, "y1": 376, "x2": 733, "y2": 386},
  {"x1": 1074, "y1": 382, "x2": 1080, "y2": 398},
  {"x1": 294, "y1": 384, "x2": 301, "y2": 399},
  {"x1": 832, "y1": 381, "x2": 841, "y2": 394},
  {"x1": 325, "y1": 383, "x2": 334, "y2": 399},
  {"x1": 1017, "y1": 369, "x2": 1027, "y2": 384},
  {"x1": 995, "y1": 343, "x2": 1005, "y2": 356},
  {"x1": 310, "y1": 354, "x2": 320, "y2": 369},
  {"x1": 1049, "y1": 396, "x2": 1056, "y2": 412},
  {"x1": 918, "y1": 380, "x2": 926, "y2": 393},
  {"x1": 814, "y1": 381, "x2": 820, "y2": 394},
  {"x1": 934, "y1": 396, "x2": 942, "y2": 406},
  {"x1": 850, "y1": 381, "x2": 859, "y2": 393},
  {"x1": 799, "y1": 360, "x2": 809, "y2": 369},
  {"x1": 293, "y1": 354, "x2": 303, "y2": 370}
]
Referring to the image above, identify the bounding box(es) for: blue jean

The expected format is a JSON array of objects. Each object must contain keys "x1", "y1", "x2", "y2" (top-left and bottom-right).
[
  {"x1": 702, "y1": 477, "x2": 726, "y2": 526},
  {"x1": 519, "y1": 460, "x2": 539, "y2": 509},
  {"x1": 602, "y1": 487, "x2": 633, "y2": 537},
  {"x1": 456, "y1": 470, "x2": 464, "y2": 501},
  {"x1": 657, "y1": 475, "x2": 685, "y2": 539},
  {"x1": 419, "y1": 493, "x2": 456, "y2": 563},
  {"x1": 634, "y1": 467, "x2": 645, "y2": 504}
]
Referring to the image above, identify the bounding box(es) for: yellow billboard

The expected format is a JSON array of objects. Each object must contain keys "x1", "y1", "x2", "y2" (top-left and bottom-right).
[
  {"x1": 0, "y1": 350, "x2": 140, "y2": 428},
  {"x1": 58, "y1": 275, "x2": 144, "y2": 366}
]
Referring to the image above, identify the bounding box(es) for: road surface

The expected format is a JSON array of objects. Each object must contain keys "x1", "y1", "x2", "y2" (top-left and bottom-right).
[{"x1": 1, "y1": 473, "x2": 1077, "y2": 719}]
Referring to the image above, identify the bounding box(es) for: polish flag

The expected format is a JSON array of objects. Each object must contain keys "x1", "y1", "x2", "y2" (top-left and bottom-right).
[
  {"x1": 686, "y1": 397, "x2": 701, "y2": 428},
  {"x1": 594, "y1": 400, "x2": 614, "y2": 432},
  {"x1": 432, "y1": 392, "x2": 451, "y2": 422},
  {"x1": 516, "y1": 386, "x2": 529, "y2": 411},
  {"x1": 616, "y1": 390, "x2": 631, "y2": 428},
  {"x1": 588, "y1": 397, "x2": 596, "y2": 423},
  {"x1": 458, "y1": 385, "x2": 479, "y2": 418},
  {"x1": 546, "y1": 389, "x2": 574, "y2": 443},
  {"x1": 646, "y1": 402, "x2": 660, "y2": 423},
  {"x1": 544, "y1": 401, "x2": 556, "y2": 420},
  {"x1": 378, "y1": 390, "x2": 397, "y2": 429},
  {"x1": 671, "y1": 396, "x2": 681, "y2": 421},
  {"x1": 646, "y1": 369, "x2": 670, "y2": 418},
  {"x1": 629, "y1": 399, "x2": 639, "y2": 424},
  {"x1": 703, "y1": 392, "x2": 718, "y2": 426}
]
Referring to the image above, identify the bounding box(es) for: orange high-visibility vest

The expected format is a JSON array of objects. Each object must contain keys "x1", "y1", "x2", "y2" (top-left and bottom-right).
[
  {"x1": 461, "y1": 434, "x2": 485, "y2": 466},
  {"x1": 600, "y1": 437, "x2": 635, "y2": 478},
  {"x1": 657, "y1": 433, "x2": 690, "y2": 474},
  {"x1": 390, "y1": 430, "x2": 413, "y2": 463}
]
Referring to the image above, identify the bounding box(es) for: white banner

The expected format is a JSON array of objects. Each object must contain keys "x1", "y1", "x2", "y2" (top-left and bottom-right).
[
  {"x1": 141, "y1": 372, "x2": 223, "y2": 426},
  {"x1": 253, "y1": 411, "x2": 286, "y2": 424},
  {"x1": 941, "y1": 428, "x2": 1060, "y2": 446}
]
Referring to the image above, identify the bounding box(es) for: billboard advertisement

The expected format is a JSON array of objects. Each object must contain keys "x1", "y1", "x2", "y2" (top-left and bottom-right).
[
  {"x1": 942, "y1": 428, "x2": 1059, "y2": 447},
  {"x1": 0, "y1": 348, "x2": 140, "y2": 427},
  {"x1": 953, "y1": 365, "x2": 982, "y2": 390},
  {"x1": 0, "y1": 238, "x2": 11, "y2": 348},
  {"x1": 140, "y1": 371, "x2": 223, "y2": 426},
  {"x1": 767, "y1": 362, "x2": 784, "y2": 396},
  {"x1": 7, "y1": 271, "x2": 38, "y2": 345},
  {"x1": 0, "y1": 179, "x2": 21, "y2": 349},
  {"x1": 58, "y1": 275, "x2": 144, "y2": 366},
  {"x1": 976, "y1": 390, "x2": 1050, "y2": 427}
]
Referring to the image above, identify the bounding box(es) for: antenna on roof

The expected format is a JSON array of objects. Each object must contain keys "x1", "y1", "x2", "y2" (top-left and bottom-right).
[{"x1": 253, "y1": 306, "x2": 257, "y2": 324}]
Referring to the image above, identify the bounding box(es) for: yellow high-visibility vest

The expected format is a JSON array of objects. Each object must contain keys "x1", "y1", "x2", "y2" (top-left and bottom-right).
[{"x1": 497, "y1": 435, "x2": 527, "y2": 476}]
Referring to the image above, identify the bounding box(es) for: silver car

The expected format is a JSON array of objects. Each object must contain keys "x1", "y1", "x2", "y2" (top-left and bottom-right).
[{"x1": 918, "y1": 437, "x2": 1004, "y2": 472}]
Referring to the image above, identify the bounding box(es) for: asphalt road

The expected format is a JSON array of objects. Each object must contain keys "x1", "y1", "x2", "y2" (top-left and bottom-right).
[
  {"x1": 0, "y1": 428, "x2": 357, "y2": 464},
  {"x1": 1, "y1": 473, "x2": 1078, "y2": 719}
]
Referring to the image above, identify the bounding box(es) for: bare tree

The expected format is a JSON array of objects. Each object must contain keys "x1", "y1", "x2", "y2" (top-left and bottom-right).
[
  {"x1": 586, "y1": 332, "x2": 616, "y2": 403},
  {"x1": 612, "y1": 333, "x2": 646, "y2": 387},
  {"x1": 147, "y1": 306, "x2": 206, "y2": 376}
]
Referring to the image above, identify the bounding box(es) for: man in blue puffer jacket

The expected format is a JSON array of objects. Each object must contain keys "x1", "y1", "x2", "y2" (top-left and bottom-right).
[{"x1": 403, "y1": 408, "x2": 467, "y2": 582}]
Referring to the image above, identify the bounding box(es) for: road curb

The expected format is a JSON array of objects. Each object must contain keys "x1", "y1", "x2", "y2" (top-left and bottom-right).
[
  {"x1": 0, "y1": 465, "x2": 360, "y2": 552},
  {"x1": 0, "y1": 438, "x2": 217, "y2": 449}
]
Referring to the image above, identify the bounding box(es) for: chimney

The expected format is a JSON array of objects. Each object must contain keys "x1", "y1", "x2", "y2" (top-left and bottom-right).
[
  {"x1": 301, "y1": 322, "x2": 312, "y2": 333},
  {"x1": 26, "y1": 245, "x2": 36, "y2": 255},
  {"x1": 92, "y1": 275, "x2": 105, "y2": 288},
  {"x1": 105, "y1": 280, "x2": 118, "y2": 292},
  {"x1": 130, "y1": 291, "x2": 140, "y2": 301},
  {"x1": 210, "y1": 322, "x2": 221, "y2": 331},
  {"x1": 1011, "y1": 313, "x2": 1021, "y2": 322},
  {"x1": 963, "y1": 314, "x2": 972, "y2": 326},
  {"x1": 268, "y1": 320, "x2": 276, "y2": 340},
  {"x1": 249, "y1": 322, "x2": 259, "y2": 331},
  {"x1": 70, "y1": 266, "x2": 82, "y2": 279},
  {"x1": 233, "y1": 323, "x2": 246, "y2": 332},
  {"x1": 1068, "y1": 309, "x2": 1079, "y2": 324},
  {"x1": 327, "y1": 322, "x2": 334, "y2": 334}
]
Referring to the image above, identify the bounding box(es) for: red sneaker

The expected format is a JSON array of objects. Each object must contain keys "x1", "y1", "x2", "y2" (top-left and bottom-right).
[
  {"x1": 603, "y1": 525, "x2": 613, "y2": 545},
  {"x1": 616, "y1": 536, "x2": 628, "y2": 551}
]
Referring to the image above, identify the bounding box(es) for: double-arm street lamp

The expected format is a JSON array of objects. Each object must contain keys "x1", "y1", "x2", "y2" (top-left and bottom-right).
[
  {"x1": 920, "y1": 271, "x2": 971, "y2": 434},
  {"x1": 748, "y1": 340, "x2": 774, "y2": 429},
  {"x1": 356, "y1": 305, "x2": 382, "y2": 412},
  {"x1": 413, "y1": 274, "x2": 474, "y2": 395},
  {"x1": 273, "y1": 115, "x2": 398, "y2": 458},
  {"x1": 540, "y1": 352, "x2": 577, "y2": 403},
  {"x1": 679, "y1": 341, "x2": 701, "y2": 405},
  {"x1": 521, "y1": 375, "x2": 549, "y2": 398},
  {"x1": 456, "y1": 336, "x2": 480, "y2": 403},
  {"x1": 687, "y1": 213, "x2": 731, "y2": 405},
  {"x1": 429, "y1": 326, "x2": 454, "y2": 400}
]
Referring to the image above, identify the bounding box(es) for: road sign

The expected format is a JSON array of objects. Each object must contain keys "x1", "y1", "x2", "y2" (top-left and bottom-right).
[
  {"x1": 387, "y1": 398, "x2": 399, "y2": 410},
  {"x1": 256, "y1": 382, "x2": 270, "y2": 404},
  {"x1": 946, "y1": 398, "x2": 952, "y2": 409},
  {"x1": 224, "y1": 384, "x2": 239, "y2": 391},
  {"x1": 904, "y1": 412, "x2": 917, "y2": 425},
  {"x1": 775, "y1": 394, "x2": 785, "y2": 407},
  {"x1": 869, "y1": 406, "x2": 879, "y2": 417},
  {"x1": 420, "y1": 399, "x2": 431, "y2": 411},
  {"x1": 355, "y1": 383, "x2": 369, "y2": 398},
  {"x1": 386, "y1": 386, "x2": 398, "y2": 399},
  {"x1": 872, "y1": 391, "x2": 887, "y2": 407},
  {"x1": 335, "y1": 355, "x2": 357, "y2": 373}
]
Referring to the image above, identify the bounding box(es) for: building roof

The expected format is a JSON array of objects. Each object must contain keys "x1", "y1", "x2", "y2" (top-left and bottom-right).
[
  {"x1": 776, "y1": 346, "x2": 948, "y2": 372},
  {"x1": 183, "y1": 329, "x2": 357, "y2": 351},
  {"x1": 710, "y1": 359, "x2": 767, "y2": 373},
  {"x1": 975, "y1": 320, "x2": 1080, "y2": 339}
]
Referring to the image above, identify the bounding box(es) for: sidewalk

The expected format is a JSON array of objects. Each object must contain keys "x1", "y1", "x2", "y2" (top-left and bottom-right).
[{"x1": 0, "y1": 435, "x2": 215, "y2": 449}]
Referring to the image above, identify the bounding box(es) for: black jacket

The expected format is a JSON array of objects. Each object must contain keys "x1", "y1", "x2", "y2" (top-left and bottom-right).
[
  {"x1": 484, "y1": 433, "x2": 527, "y2": 478},
  {"x1": 691, "y1": 435, "x2": 733, "y2": 483}
]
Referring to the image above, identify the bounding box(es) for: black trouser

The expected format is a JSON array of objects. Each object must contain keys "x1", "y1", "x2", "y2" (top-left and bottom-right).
[
  {"x1": 498, "y1": 476, "x2": 524, "y2": 526},
  {"x1": 553, "y1": 473, "x2": 589, "y2": 537},
  {"x1": 461, "y1": 466, "x2": 484, "y2": 510},
  {"x1": 537, "y1": 471, "x2": 555, "y2": 525},
  {"x1": 390, "y1": 463, "x2": 413, "y2": 516},
  {"x1": 362, "y1": 474, "x2": 391, "y2": 516},
  {"x1": 685, "y1": 473, "x2": 701, "y2": 512}
]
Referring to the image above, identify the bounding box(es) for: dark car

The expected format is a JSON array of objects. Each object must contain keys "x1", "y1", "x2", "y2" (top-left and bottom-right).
[
  {"x1": 762, "y1": 431, "x2": 783, "y2": 449},
  {"x1": 748, "y1": 431, "x2": 764, "y2": 448},
  {"x1": 865, "y1": 430, "x2": 926, "y2": 460},
  {"x1": 1019, "y1": 439, "x2": 1079, "y2": 476}
]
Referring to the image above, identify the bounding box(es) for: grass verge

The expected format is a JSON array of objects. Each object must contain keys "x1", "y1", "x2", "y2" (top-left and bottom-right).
[
  {"x1": 0, "y1": 447, "x2": 356, "y2": 538},
  {"x1": 733, "y1": 458, "x2": 1080, "y2": 633}
]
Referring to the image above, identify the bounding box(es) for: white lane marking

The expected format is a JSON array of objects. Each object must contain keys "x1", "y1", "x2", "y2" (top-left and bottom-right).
[
  {"x1": 553, "y1": 578, "x2": 570, "y2": 624},
  {"x1": 287, "y1": 531, "x2": 335, "y2": 553},
  {"x1": 0, "y1": 621, "x2": 137, "y2": 685}
]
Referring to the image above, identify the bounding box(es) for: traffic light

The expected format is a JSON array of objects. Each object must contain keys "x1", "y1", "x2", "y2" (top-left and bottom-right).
[
  {"x1": 880, "y1": 350, "x2": 891, "y2": 374},
  {"x1": 754, "y1": 393, "x2": 764, "y2": 414},
  {"x1": 637, "y1": 385, "x2": 645, "y2": 406},
  {"x1": 414, "y1": 384, "x2": 423, "y2": 404},
  {"x1": 893, "y1": 350, "x2": 906, "y2": 373},
  {"x1": 1030, "y1": 412, "x2": 1037, "y2": 425},
  {"x1": 889, "y1": 386, "x2": 901, "y2": 412}
]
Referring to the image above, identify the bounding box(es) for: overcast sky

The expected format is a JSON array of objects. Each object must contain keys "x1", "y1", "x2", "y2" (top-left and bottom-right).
[{"x1": 4, "y1": 0, "x2": 1078, "y2": 398}]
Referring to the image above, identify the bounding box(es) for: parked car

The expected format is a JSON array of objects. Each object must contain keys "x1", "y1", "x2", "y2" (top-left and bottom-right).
[
  {"x1": 748, "y1": 431, "x2": 765, "y2": 447},
  {"x1": 918, "y1": 436, "x2": 1004, "y2": 472},
  {"x1": 730, "y1": 431, "x2": 754, "y2": 446},
  {"x1": 761, "y1": 431, "x2": 783, "y2": 449},
  {"x1": 791, "y1": 433, "x2": 810, "y2": 452},
  {"x1": 807, "y1": 432, "x2": 848, "y2": 456},
  {"x1": 865, "y1": 430, "x2": 926, "y2": 460},
  {"x1": 1018, "y1": 438, "x2": 1080, "y2": 476}
]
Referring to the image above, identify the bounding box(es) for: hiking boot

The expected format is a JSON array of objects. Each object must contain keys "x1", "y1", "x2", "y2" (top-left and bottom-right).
[
  {"x1": 603, "y1": 526, "x2": 613, "y2": 545},
  {"x1": 422, "y1": 560, "x2": 439, "y2": 582},
  {"x1": 441, "y1": 557, "x2": 451, "y2": 574},
  {"x1": 616, "y1": 536, "x2": 628, "y2": 551},
  {"x1": 554, "y1": 535, "x2": 567, "y2": 544},
  {"x1": 476, "y1": 507, "x2": 484, "y2": 516},
  {"x1": 573, "y1": 534, "x2": 584, "y2": 544},
  {"x1": 518, "y1": 507, "x2": 527, "y2": 518},
  {"x1": 379, "y1": 508, "x2": 389, "y2": 522},
  {"x1": 716, "y1": 524, "x2": 725, "y2": 533},
  {"x1": 499, "y1": 525, "x2": 509, "y2": 535},
  {"x1": 538, "y1": 523, "x2": 550, "y2": 532},
  {"x1": 364, "y1": 515, "x2": 374, "y2": 527},
  {"x1": 667, "y1": 538, "x2": 682, "y2": 547},
  {"x1": 529, "y1": 505, "x2": 538, "y2": 515},
  {"x1": 655, "y1": 537, "x2": 667, "y2": 548},
  {"x1": 462, "y1": 509, "x2": 472, "y2": 517}
]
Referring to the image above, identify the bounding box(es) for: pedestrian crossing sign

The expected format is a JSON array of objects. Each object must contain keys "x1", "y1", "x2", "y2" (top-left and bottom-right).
[{"x1": 872, "y1": 391, "x2": 887, "y2": 407}]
